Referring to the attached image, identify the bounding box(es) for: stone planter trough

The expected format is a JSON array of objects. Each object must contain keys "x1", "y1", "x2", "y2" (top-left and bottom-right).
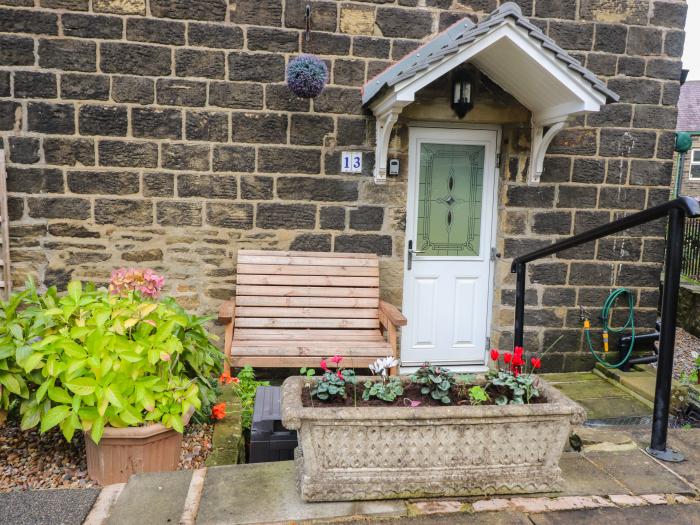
[{"x1": 281, "y1": 376, "x2": 586, "y2": 502}]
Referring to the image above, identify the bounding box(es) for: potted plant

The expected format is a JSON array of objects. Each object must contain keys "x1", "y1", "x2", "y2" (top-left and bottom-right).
[
  {"x1": 281, "y1": 350, "x2": 585, "y2": 502},
  {"x1": 2, "y1": 269, "x2": 223, "y2": 484}
]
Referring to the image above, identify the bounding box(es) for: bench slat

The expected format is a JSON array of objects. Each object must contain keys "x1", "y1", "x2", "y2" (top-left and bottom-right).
[
  {"x1": 236, "y1": 285, "x2": 379, "y2": 298},
  {"x1": 237, "y1": 263, "x2": 379, "y2": 277},
  {"x1": 231, "y1": 345, "x2": 391, "y2": 357},
  {"x1": 238, "y1": 254, "x2": 378, "y2": 267},
  {"x1": 235, "y1": 296, "x2": 378, "y2": 308},
  {"x1": 235, "y1": 307, "x2": 378, "y2": 319},
  {"x1": 234, "y1": 328, "x2": 383, "y2": 340},
  {"x1": 237, "y1": 275, "x2": 378, "y2": 287},
  {"x1": 230, "y1": 356, "x2": 382, "y2": 368},
  {"x1": 234, "y1": 318, "x2": 379, "y2": 329}
]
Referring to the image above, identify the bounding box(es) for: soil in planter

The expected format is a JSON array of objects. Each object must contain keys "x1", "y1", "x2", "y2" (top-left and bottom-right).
[{"x1": 301, "y1": 382, "x2": 547, "y2": 408}]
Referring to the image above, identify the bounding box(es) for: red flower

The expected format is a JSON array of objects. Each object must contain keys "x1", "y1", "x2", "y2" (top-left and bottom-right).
[
  {"x1": 512, "y1": 355, "x2": 525, "y2": 367},
  {"x1": 219, "y1": 371, "x2": 233, "y2": 384},
  {"x1": 514, "y1": 346, "x2": 524, "y2": 357},
  {"x1": 531, "y1": 357, "x2": 541, "y2": 369},
  {"x1": 503, "y1": 352, "x2": 512, "y2": 364},
  {"x1": 232, "y1": 377, "x2": 240, "y2": 384},
  {"x1": 490, "y1": 349, "x2": 500, "y2": 361},
  {"x1": 211, "y1": 402, "x2": 226, "y2": 420},
  {"x1": 320, "y1": 359, "x2": 329, "y2": 371},
  {"x1": 513, "y1": 368, "x2": 520, "y2": 378},
  {"x1": 336, "y1": 370, "x2": 344, "y2": 380},
  {"x1": 330, "y1": 355, "x2": 343, "y2": 364}
]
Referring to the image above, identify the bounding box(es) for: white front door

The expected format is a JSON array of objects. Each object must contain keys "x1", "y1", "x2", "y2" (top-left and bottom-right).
[{"x1": 401, "y1": 127, "x2": 499, "y2": 370}]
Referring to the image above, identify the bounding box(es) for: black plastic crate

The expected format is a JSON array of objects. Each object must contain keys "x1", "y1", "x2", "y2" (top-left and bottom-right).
[{"x1": 249, "y1": 386, "x2": 297, "y2": 463}]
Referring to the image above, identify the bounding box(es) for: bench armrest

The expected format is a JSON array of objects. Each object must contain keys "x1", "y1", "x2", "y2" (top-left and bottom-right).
[
  {"x1": 218, "y1": 300, "x2": 236, "y2": 323},
  {"x1": 379, "y1": 300, "x2": 407, "y2": 327}
]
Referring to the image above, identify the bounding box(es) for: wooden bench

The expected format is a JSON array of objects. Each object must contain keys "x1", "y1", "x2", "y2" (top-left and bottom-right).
[{"x1": 218, "y1": 250, "x2": 407, "y2": 374}]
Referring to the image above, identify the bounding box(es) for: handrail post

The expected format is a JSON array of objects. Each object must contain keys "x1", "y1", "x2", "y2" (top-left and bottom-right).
[
  {"x1": 514, "y1": 262, "x2": 526, "y2": 350},
  {"x1": 646, "y1": 207, "x2": 685, "y2": 462}
]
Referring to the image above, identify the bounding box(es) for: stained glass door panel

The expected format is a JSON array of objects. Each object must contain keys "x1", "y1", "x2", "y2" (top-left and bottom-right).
[{"x1": 417, "y1": 143, "x2": 485, "y2": 257}]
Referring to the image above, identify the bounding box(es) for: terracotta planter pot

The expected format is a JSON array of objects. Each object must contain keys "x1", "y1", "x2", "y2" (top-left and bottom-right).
[
  {"x1": 281, "y1": 376, "x2": 586, "y2": 502},
  {"x1": 84, "y1": 409, "x2": 192, "y2": 485}
]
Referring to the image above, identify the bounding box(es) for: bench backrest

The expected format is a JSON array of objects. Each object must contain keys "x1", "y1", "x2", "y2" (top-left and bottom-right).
[{"x1": 234, "y1": 250, "x2": 380, "y2": 337}]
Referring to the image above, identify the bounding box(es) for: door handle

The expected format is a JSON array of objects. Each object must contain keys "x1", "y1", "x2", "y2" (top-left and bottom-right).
[{"x1": 407, "y1": 240, "x2": 423, "y2": 271}]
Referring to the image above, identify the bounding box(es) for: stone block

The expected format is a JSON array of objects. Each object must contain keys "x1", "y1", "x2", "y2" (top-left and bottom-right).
[
  {"x1": 162, "y1": 143, "x2": 210, "y2": 171},
  {"x1": 209, "y1": 82, "x2": 263, "y2": 110},
  {"x1": 143, "y1": 173, "x2": 174, "y2": 197},
  {"x1": 593, "y1": 23, "x2": 627, "y2": 53},
  {"x1": 14, "y1": 71, "x2": 57, "y2": 99},
  {"x1": 569, "y1": 262, "x2": 614, "y2": 285},
  {"x1": 126, "y1": 17, "x2": 185, "y2": 45},
  {"x1": 286, "y1": 0, "x2": 336, "y2": 32},
  {"x1": 93, "y1": 0, "x2": 145, "y2": 15},
  {"x1": 290, "y1": 114, "x2": 334, "y2": 146},
  {"x1": 651, "y1": 1, "x2": 687, "y2": 29},
  {"x1": 28, "y1": 197, "x2": 91, "y2": 219},
  {"x1": 186, "y1": 111, "x2": 228, "y2": 142},
  {"x1": 277, "y1": 177, "x2": 357, "y2": 202},
  {"x1": 303, "y1": 31, "x2": 351, "y2": 55},
  {"x1": 213, "y1": 145, "x2": 256, "y2": 172},
  {"x1": 240, "y1": 176, "x2": 273, "y2": 200},
  {"x1": 67, "y1": 170, "x2": 139, "y2": 195},
  {"x1": 100, "y1": 43, "x2": 171, "y2": 76},
  {"x1": 232, "y1": 113, "x2": 287, "y2": 144},
  {"x1": 597, "y1": 237, "x2": 641, "y2": 261},
  {"x1": 98, "y1": 140, "x2": 158, "y2": 168},
  {"x1": 599, "y1": 186, "x2": 646, "y2": 209},
  {"x1": 599, "y1": 129, "x2": 656, "y2": 158},
  {"x1": 664, "y1": 30, "x2": 684, "y2": 57},
  {"x1": 156, "y1": 79, "x2": 207, "y2": 107},
  {"x1": 248, "y1": 27, "x2": 299, "y2": 53},
  {"x1": 529, "y1": 263, "x2": 568, "y2": 285},
  {"x1": 627, "y1": 27, "x2": 663, "y2": 55},
  {"x1": 175, "y1": 49, "x2": 225, "y2": 79},
  {"x1": 177, "y1": 174, "x2": 236, "y2": 200},
  {"x1": 290, "y1": 233, "x2": 332, "y2": 252},
  {"x1": 353, "y1": 37, "x2": 391, "y2": 59},
  {"x1": 94, "y1": 199, "x2": 152, "y2": 226},
  {"x1": 257, "y1": 203, "x2": 316, "y2": 229},
  {"x1": 156, "y1": 201, "x2": 203, "y2": 227},
  {"x1": 0, "y1": 35, "x2": 34, "y2": 66},
  {"x1": 60, "y1": 74, "x2": 110, "y2": 101},
  {"x1": 132, "y1": 107, "x2": 182, "y2": 139},
  {"x1": 38, "y1": 38, "x2": 95, "y2": 72},
  {"x1": 335, "y1": 234, "x2": 392, "y2": 256},
  {"x1": 333, "y1": 59, "x2": 366, "y2": 87},
  {"x1": 0, "y1": 7, "x2": 58, "y2": 35},
  {"x1": 617, "y1": 57, "x2": 645, "y2": 77},
  {"x1": 349, "y1": 206, "x2": 384, "y2": 231},
  {"x1": 231, "y1": 0, "x2": 282, "y2": 26},
  {"x1": 206, "y1": 203, "x2": 254, "y2": 229},
  {"x1": 229, "y1": 53, "x2": 285, "y2": 82},
  {"x1": 632, "y1": 105, "x2": 677, "y2": 129},
  {"x1": 259, "y1": 148, "x2": 321, "y2": 174},
  {"x1": 629, "y1": 160, "x2": 673, "y2": 187},
  {"x1": 150, "y1": 0, "x2": 227, "y2": 21},
  {"x1": 376, "y1": 7, "x2": 433, "y2": 39},
  {"x1": 340, "y1": 4, "x2": 375, "y2": 36},
  {"x1": 572, "y1": 158, "x2": 605, "y2": 184},
  {"x1": 44, "y1": 138, "x2": 94, "y2": 166},
  {"x1": 0, "y1": 100, "x2": 20, "y2": 131},
  {"x1": 532, "y1": 211, "x2": 572, "y2": 235},
  {"x1": 506, "y1": 185, "x2": 555, "y2": 208},
  {"x1": 549, "y1": 21, "x2": 594, "y2": 51},
  {"x1": 62, "y1": 13, "x2": 122, "y2": 39},
  {"x1": 78, "y1": 104, "x2": 128, "y2": 136},
  {"x1": 8, "y1": 167, "x2": 64, "y2": 193},
  {"x1": 265, "y1": 84, "x2": 310, "y2": 112},
  {"x1": 320, "y1": 206, "x2": 345, "y2": 230},
  {"x1": 27, "y1": 102, "x2": 75, "y2": 135},
  {"x1": 188, "y1": 23, "x2": 243, "y2": 49},
  {"x1": 113, "y1": 76, "x2": 154, "y2": 104},
  {"x1": 313, "y1": 87, "x2": 363, "y2": 115},
  {"x1": 8, "y1": 137, "x2": 40, "y2": 164}
]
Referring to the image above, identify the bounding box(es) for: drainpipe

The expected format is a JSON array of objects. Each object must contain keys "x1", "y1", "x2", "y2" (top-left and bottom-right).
[{"x1": 674, "y1": 131, "x2": 693, "y2": 198}]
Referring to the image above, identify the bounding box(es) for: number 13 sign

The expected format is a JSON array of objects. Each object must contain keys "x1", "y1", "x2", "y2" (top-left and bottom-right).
[{"x1": 341, "y1": 151, "x2": 362, "y2": 173}]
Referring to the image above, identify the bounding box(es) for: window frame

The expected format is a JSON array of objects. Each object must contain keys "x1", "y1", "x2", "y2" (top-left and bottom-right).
[{"x1": 691, "y1": 149, "x2": 700, "y2": 180}]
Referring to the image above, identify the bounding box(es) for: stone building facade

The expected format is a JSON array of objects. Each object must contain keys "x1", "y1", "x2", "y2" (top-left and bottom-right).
[{"x1": 0, "y1": 0, "x2": 687, "y2": 371}]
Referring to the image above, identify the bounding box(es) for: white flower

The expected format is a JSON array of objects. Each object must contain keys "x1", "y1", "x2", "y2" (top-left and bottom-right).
[{"x1": 369, "y1": 356, "x2": 399, "y2": 376}]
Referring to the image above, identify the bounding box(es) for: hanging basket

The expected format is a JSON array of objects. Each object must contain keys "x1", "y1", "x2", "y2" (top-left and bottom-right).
[{"x1": 287, "y1": 54, "x2": 328, "y2": 99}]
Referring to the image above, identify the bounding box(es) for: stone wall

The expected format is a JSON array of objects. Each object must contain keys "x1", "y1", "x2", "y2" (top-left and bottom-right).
[{"x1": 0, "y1": 0, "x2": 687, "y2": 371}]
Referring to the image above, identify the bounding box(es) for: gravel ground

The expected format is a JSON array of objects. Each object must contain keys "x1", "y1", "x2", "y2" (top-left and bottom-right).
[
  {"x1": 0, "y1": 417, "x2": 213, "y2": 492},
  {"x1": 669, "y1": 327, "x2": 700, "y2": 380}
]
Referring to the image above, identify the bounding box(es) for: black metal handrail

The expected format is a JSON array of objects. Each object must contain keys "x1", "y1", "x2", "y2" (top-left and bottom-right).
[
  {"x1": 682, "y1": 217, "x2": 700, "y2": 281},
  {"x1": 510, "y1": 196, "x2": 700, "y2": 462}
]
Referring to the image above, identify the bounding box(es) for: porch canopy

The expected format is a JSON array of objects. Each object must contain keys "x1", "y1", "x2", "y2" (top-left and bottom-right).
[{"x1": 362, "y1": 2, "x2": 619, "y2": 184}]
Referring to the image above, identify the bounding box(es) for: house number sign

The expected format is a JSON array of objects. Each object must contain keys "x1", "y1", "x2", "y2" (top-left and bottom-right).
[{"x1": 341, "y1": 151, "x2": 362, "y2": 173}]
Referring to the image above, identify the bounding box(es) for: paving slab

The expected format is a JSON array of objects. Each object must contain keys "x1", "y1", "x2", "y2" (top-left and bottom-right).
[
  {"x1": 107, "y1": 469, "x2": 193, "y2": 525},
  {"x1": 557, "y1": 453, "x2": 630, "y2": 496},
  {"x1": 576, "y1": 396, "x2": 652, "y2": 419},
  {"x1": 554, "y1": 380, "x2": 632, "y2": 399},
  {"x1": 196, "y1": 461, "x2": 407, "y2": 524},
  {"x1": 585, "y1": 449, "x2": 694, "y2": 495},
  {"x1": 530, "y1": 502, "x2": 700, "y2": 525},
  {"x1": 540, "y1": 372, "x2": 600, "y2": 384},
  {"x1": 331, "y1": 511, "x2": 532, "y2": 524},
  {"x1": 0, "y1": 488, "x2": 100, "y2": 525}
]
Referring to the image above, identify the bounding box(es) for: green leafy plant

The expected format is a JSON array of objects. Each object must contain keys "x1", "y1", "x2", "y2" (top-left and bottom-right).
[
  {"x1": 489, "y1": 371, "x2": 539, "y2": 405},
  {"x1": 310, "y1": 356, "x2": 355, "y2": 402},
  {"x1": 410, "y1": 363, "x2": 455, "y2": 404},
  {"x1": 3, "y1": 278, "x2": 223, "y2": 444},
  {"x1": 362, "y1": 377, "x2": 403, "y2": 402},
  {"x1": 231, "y1": 365, "x2": 269, "y2": 431},
  {"x1": 468, "y1": 385, "x2": 489, "y2": 405},
  {"x1": 0, "y1": 288, "x2": 34, "y2": 412},
  {"x1": 299, "y1": 367, "x2": 316, "y2": 378}
]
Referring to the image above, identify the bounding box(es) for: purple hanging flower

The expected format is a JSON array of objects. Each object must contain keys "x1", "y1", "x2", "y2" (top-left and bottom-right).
[{"x1": 286, "y1": 54, "x2": 328, "y2": 98}]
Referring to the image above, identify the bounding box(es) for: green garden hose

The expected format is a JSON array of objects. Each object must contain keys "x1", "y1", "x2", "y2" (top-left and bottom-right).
[{"x1": 583, "y1": 288, "x2": 636, "y2": 369}]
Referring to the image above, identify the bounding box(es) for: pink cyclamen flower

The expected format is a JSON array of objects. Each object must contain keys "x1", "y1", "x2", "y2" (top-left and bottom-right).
[
  {"x1": 320, "y1": 359, "x2": 329, "y2": 371},
  {"x1": 330, "y1": 355, "x2": 343, "y2": 364},
  {"x1": 336, "y1": 370, "x2": 344, "y2": 380}
]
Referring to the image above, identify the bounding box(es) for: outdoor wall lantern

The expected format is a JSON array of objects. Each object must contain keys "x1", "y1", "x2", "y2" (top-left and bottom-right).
[{"x1": 451, "y1": 71, "x2": 473, "y2": 118}]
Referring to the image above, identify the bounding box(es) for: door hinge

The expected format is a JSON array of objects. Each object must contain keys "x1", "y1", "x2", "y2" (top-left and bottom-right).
[
  {"x1": 490, "y1": 247, "x2": 497, "y2": 262},
  {"x1": 485, "y1": 337, "x2": 491, "y2": 351},
  {"x1": 496, "y1": 153, "x2": 501, "y2": 168}
]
